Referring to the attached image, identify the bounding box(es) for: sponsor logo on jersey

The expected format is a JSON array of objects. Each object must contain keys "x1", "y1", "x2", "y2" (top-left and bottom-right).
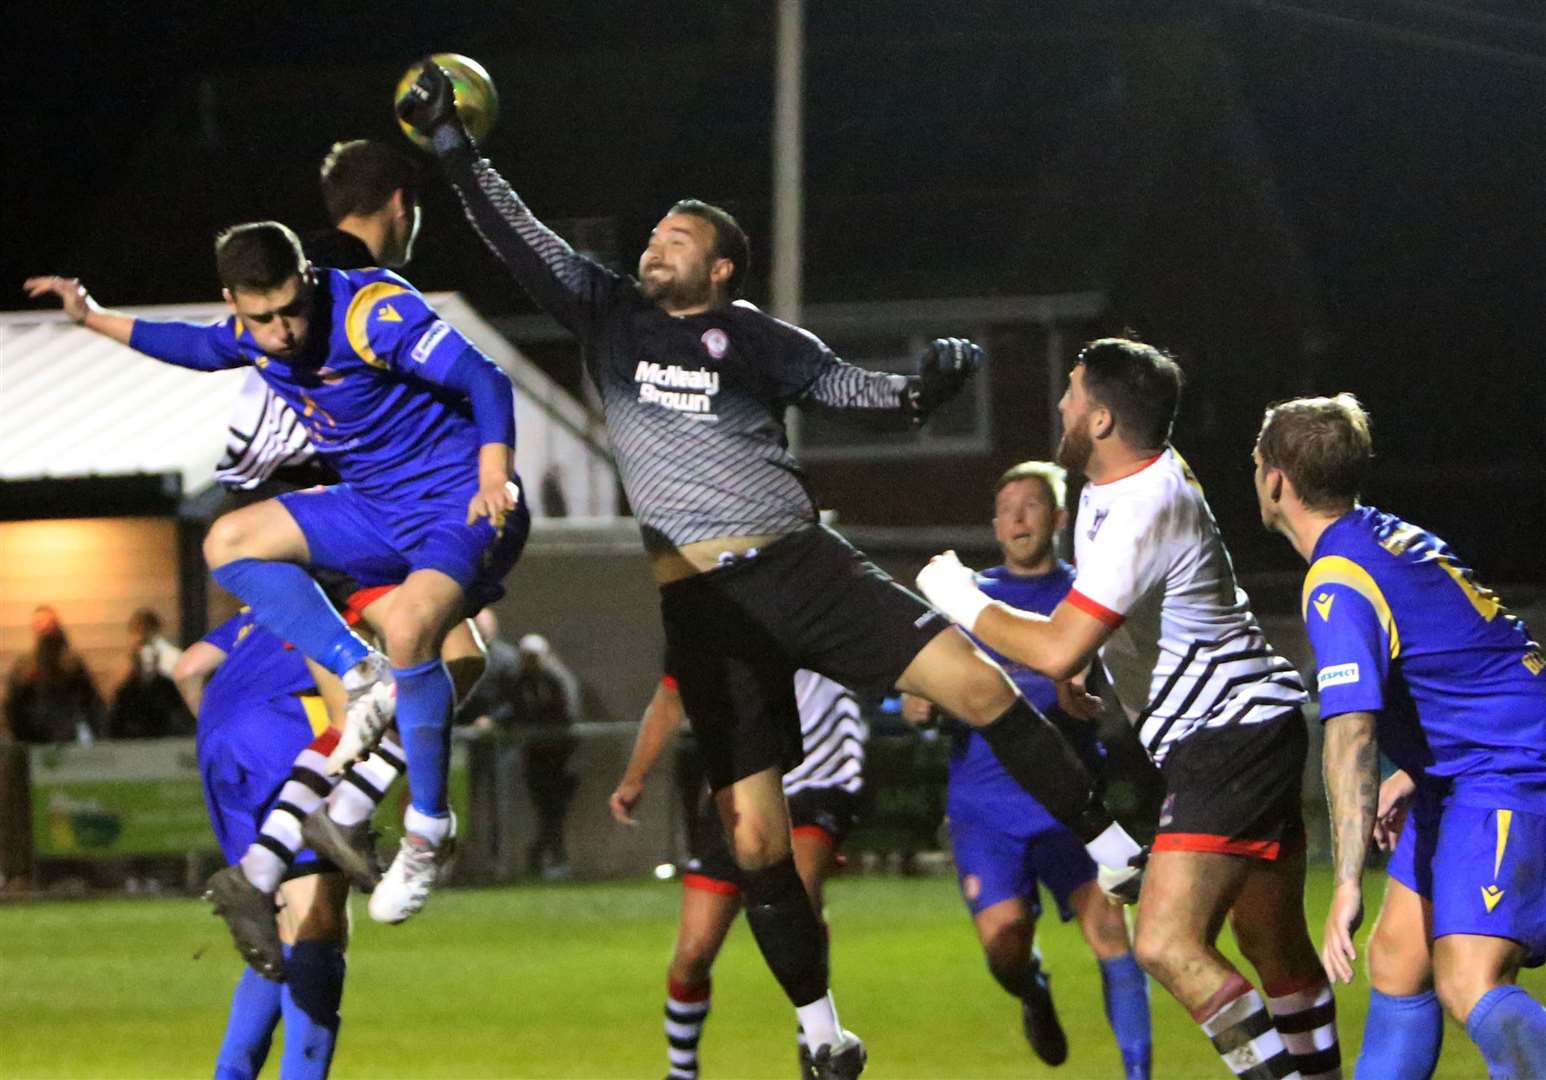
[
  {"x1": 1317, "y1": 662, "x2": 1360, "y2": 689},
  {"x1": 634, "y1": 360, "x2": 720, "y2": 416},
  {"x1": 377, "y1": 303, "x2": 403, "y2": 323},
  {"x1": 1087, "y1": 508, "x2": 1109, "y2": 540},
  {"x1": 701, "y1": 328, "x2": 729, "y2": 359},
  {"x1": 1482, "y1": 884, "x2": 1505, "y2": 912},
  {"x1": 411, "y1": 320, "x2": 452, "y2": 364},
  {"x1": 1313, "y1": 592, "x2": 1335, "y2": 620}
]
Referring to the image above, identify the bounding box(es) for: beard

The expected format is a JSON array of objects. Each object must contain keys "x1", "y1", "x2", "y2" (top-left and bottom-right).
[
  {"x1": 640, "y1": 260, "x2": 712, "y2": 309},
  {"x1": 1056, "y1": 421, "x2": 1093, "y2": 475}
]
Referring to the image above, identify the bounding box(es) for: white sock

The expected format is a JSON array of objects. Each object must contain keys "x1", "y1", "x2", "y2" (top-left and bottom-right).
[
  {"x1": 329, "y1": 735, "x2": 405, "y2": 827},
  {"x1": 1085, "y1": 821, "x2": 1143, "y2": 869},
  {"x1": 795, "y1": 992, "x2": 840, "y2": 1050},
  {"x1": 404, "y1": 805, "x2": 451, "y2": 845},
  {"x1": 238, "y1": 846, "x2": 286, "y2": 894}
]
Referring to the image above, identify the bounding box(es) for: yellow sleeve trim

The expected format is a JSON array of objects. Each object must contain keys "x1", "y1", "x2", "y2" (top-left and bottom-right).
[
  {"x1": 344, "y1": 281, "x2": 410, "y2": 370},
  {"x1": 299, "y1": 694, "x2": 332, "y2": 738},
  {"x1": 1302, "y1": 555, "x2": 1400, "y2": 658}
]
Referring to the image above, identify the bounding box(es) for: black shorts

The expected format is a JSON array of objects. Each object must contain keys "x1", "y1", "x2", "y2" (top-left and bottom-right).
[
  {"x1": 661, "y1": 525, "x2": 949, "y2": 792},
  {"x1": 1152, "y1": 709, "x2": 1308, "y2": 861},
  {"x1": 684, "y1": 785, "x2": 861, "y2": 894}
]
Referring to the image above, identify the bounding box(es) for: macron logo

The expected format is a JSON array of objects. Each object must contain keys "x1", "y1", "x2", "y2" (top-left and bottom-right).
[
  {"x1": 411, "y1": 321, "x2": 452, "y2": 364},
  {"x1": 1317, "y1": 663, "x2": 1360, "y2": 690}
]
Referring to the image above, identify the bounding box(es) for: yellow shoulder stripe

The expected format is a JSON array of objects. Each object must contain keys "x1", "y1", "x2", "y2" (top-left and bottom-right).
[
  {"x1": 1303, "y1": 555, "x2": 1400, "y2": 658},
  {"x1": 345, "y1": 281, "x2": 410, "y2": 370}
]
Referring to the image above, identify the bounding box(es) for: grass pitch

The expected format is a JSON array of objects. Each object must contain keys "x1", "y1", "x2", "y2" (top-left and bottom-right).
[{"x1": 1, "y1": 866, "x2": 1535, "y2": 1078}]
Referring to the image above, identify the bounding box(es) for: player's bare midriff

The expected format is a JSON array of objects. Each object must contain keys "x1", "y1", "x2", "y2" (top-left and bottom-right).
[{"x1": 650, "y1": 533, "x2": 787, "y2": 585}]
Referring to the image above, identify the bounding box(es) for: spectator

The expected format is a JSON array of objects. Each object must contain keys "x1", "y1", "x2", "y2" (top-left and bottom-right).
[
  {"x1": 4, "y1": 606, "x2": 104, "y2": 744},
  {"x1": 107, "y1": 609, "x2": 194, "y2": 739},
  {"x1": 512, "y1": 634, "x2": 579, "y2": 878},
  {"x1": 454, "y1": 609, "x2": 521, "y2": 730}
]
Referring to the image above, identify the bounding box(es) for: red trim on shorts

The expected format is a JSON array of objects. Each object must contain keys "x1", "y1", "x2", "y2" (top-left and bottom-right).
[
  {"x1": 1066, "y1": 590, "x2": 1125, "y2": 628},
  {"x1": 1154, "y1": 833, "x2": 1282, "y2": 860},
  {"x1": 792, "y1": 825, "x2": 836, "y2": 848},
  {"x1": 683, "y1": 872, "x2": 740, "y2": 897},
  {"x1": 660, "y1": 673, "x2": 679, "y2": 691},
  {"x1": 343, "y1": 584, "x2": 396, "y2": 626}
]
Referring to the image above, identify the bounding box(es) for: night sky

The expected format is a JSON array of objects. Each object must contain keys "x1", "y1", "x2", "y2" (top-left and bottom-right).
[{"x1": 6, "y1": 1, "x2": 1543, "y2": 579}]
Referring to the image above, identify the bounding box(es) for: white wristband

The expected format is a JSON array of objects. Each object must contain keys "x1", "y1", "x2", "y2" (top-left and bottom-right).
[{"x1": 915, "y1": 553, "x2": 993, "y2": 631}]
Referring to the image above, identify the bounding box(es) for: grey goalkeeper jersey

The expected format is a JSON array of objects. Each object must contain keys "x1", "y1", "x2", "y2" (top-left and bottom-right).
[{"x1": 445, "y1": 156, "x2": 913, "y2": 551}]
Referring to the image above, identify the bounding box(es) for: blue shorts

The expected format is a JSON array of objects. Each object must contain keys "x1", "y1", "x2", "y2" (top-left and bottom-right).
[
  {"x1": 1388, "y1": 793, "x2": 1546, "y2": 967},
  {"x1": 198, "y1": 696, "x2": 328, "y2": 873},
  {"x1": 948, "y1": 806, "x2": 1097, "y2": 920},
  {"x1": 279, "y1": 480, "x2": 530, "y2": 615}
]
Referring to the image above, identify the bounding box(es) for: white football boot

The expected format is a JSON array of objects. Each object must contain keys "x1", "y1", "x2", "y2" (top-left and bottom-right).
[
  {"x1": 326, "y1": 653, "x2": 395, "y2": 774},
  {"x1": 369, "y1": 812, "x2": 458, "y2": 924}
]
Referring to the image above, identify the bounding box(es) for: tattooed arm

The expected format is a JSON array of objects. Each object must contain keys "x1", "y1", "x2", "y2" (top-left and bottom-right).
[{"x1": 1319, "y1": 710, "x2": 1379, "y2": 983}]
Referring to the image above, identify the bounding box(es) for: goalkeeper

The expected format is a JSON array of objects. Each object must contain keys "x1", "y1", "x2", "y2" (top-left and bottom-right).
[{"x1": 400, "y1": 59, "x2": 1143, "y2": 1080}]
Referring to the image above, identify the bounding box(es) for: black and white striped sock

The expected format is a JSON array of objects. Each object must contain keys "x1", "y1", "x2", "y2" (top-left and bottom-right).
[
  {"x1": 1199, "y1": 974, "x2": 1301, "y2": 1079},
  {"x1": 1267, "y1": 977, "x2": 1341, "y2": 1080},
  {"x1": 238, "y1": 730, "x2": 337, "y2": 893},
  {"x1": 665, "y1": 977, "x2": 710, "y2": 1079},
  {"x1": 326, "y1": 734, "x2": 405, "y2": 827}
]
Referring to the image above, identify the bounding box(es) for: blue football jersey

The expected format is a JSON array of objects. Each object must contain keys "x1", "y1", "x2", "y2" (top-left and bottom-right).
[
  {"x1": 130, "y1": 268, "x2": 498, "y2": 500},
  {"x1": 1304, "y1": 506, "x2": 1546, "y2": 808},
  {"x1": 946, "y1": 562, "x2": 1078, "y2": 824},
  {"x1": 199, "y1": 611, "x2": 318, "y2": 731}
]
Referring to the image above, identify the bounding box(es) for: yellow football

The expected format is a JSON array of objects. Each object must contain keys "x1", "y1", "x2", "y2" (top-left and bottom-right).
[{"x1": 395, "y1": 53, "x2": 499, "y2": 151}]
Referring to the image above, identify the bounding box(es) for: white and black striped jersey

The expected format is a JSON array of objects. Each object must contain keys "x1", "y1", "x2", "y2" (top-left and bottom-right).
[
  {"x1": 213, "y1": 372, "x2": 318, "y2": 490},
  {"x1": 446, "y1": 156, "x2": 913, "y2": 552},
  {"x1": 783, "y1": 669, "x2": 867, "y2": 796},
  {"x1": 1068, "y1": 449, "x2": 1308, "y2": 765}
]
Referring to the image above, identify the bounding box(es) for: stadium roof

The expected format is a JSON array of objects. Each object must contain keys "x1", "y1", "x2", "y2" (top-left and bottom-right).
[{"x1": 0, "y1": 295, "x2": 615, "y2": 517}]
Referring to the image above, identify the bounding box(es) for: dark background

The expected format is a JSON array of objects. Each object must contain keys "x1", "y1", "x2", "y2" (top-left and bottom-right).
[{"x1": 6, "y1": 0, "x2": 1543, "y2": 581}]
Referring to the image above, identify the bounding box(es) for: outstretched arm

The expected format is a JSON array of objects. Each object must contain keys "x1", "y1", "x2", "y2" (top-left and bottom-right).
[
  {"x1": 917, "y1": 551, "x2": 1112, "y2": 680},
  {"x1": 800, "y1": 337, "x2": 984, "y2": 428},
  {"x1": 24, "y1": 275, "x2": 246, "y2": 371},
  {"x1": 171, "y1": 641, "x2": 228, "y2": 716},
  {"x1": 1320, "y1": 710, "x2": 1379, "y2": 983},
  {"x1": 608, "y1": 678, "x2": 687, "y2": 825},
  {"x1": 397, "y1": 61, "x2": 620, "y2": 338}
]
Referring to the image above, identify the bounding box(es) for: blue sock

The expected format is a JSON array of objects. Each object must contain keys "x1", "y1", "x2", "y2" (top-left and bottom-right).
[
  {"x1": 278, "y1": 940, "x2": 346, "y2": 1080},
  {"x1": 1099, "y1": 953, "x2": 1152, "y2": 1080},
  {"x1": 1357, "y1": 988, "x2": 1443, "y2": 1080},
  {"x1": 395, "y1": 659, "x2": 454, "y2": 818},
  {"x1": 211, "y1": 559, "x2": 371, "y2": 675},
  {"x1": 1466, "y1": 984, "x2": 1546, "y2": 1080},
  {"x1": 213, "y1": 967, "x2": 282, "y2": 1080}
]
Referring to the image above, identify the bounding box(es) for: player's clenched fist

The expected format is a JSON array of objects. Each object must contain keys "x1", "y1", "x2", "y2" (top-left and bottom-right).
[
  {"x1": 22, "y1": 276, "x2": 95, "y2": 324},
  {"x1": 396, "y1": 60, "x2": 466, "y2": 151},
  {"x1": 907, "y1": 336, "x2": 984, "y2": 424},
  {"x1": 916, "y1": 550, "x2": 993, "y2": 632},
  {"x1": 467, "y1": 479, "x2": 521, "y2": 529}
]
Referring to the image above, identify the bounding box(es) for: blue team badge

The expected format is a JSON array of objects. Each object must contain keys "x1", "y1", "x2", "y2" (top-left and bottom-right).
[{"x1": 1087, "y1": 508, "x2": 1109, "y2": 540}]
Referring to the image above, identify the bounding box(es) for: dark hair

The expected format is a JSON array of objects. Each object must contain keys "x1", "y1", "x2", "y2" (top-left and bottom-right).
[
  {"x1": 1075, "y1": 338, "x2": 1183, "y2": 449},
  {"x1": 994, "y1": 460, "x2": 1066, "y2": 510},
  {"x1": 669, "y1": 199, "x2": 750, "y2": 298},
  {"x1": 320, "y1": 139, "x2": 420, "y2": 223},
  {"x1": 129, "y1": 608, "x2": 162, "y2": 634},
  {"x1": 214, "y1": 222, "x2": 307, "y2": 292},
  {"x1": 1256, "y1": 393, "x2": 1372, "y2": 512}
]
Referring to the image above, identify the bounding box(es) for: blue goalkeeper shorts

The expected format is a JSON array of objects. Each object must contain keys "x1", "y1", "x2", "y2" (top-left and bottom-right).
[{"x1": 278, "y1": 479, "x2": 530, "y2": 616}]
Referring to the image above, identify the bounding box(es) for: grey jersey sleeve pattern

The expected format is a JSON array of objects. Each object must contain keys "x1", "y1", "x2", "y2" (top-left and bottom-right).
[
  {"x1": 449, "y1": 156, "x2": 621, "y2": 337},
  {"x1": 801, "y1": 361, "x2": 910, "y2": 412}
]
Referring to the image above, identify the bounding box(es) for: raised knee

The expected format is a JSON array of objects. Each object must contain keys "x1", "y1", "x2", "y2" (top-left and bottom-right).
[
  {"x1": 203, "y1": 513, "x2": 249, "y2": 568},
  {"x1": 952, "y1": 663, "x2": 1016, "y2": 725},
  {"x1": 1433, "y1": 969, "x2": 1488, "y2": 1025},
  {"x1": 1132, "y1": 925, "x2": 1175, "y2": 982},
  {"x1": 382, "y1": 607, "x2": 439, "y2": 667}
]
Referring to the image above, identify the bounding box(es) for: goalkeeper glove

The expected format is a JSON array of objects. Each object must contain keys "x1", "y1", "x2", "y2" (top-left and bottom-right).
[
  {"x1": 906, "y1": 337, "x2": 983, "y2": 425},
  {"x1": 396, "y1": 60, "x2": 473, "y2": 157}
]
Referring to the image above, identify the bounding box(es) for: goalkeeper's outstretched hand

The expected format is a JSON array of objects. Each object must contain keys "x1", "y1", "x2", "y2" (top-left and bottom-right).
[
  {"x1": 396, "y1": 59, "x2": 470, "y2": 154},
  {"x1": 908, "y1": 337, "x2": 984, "y2": 424}
]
